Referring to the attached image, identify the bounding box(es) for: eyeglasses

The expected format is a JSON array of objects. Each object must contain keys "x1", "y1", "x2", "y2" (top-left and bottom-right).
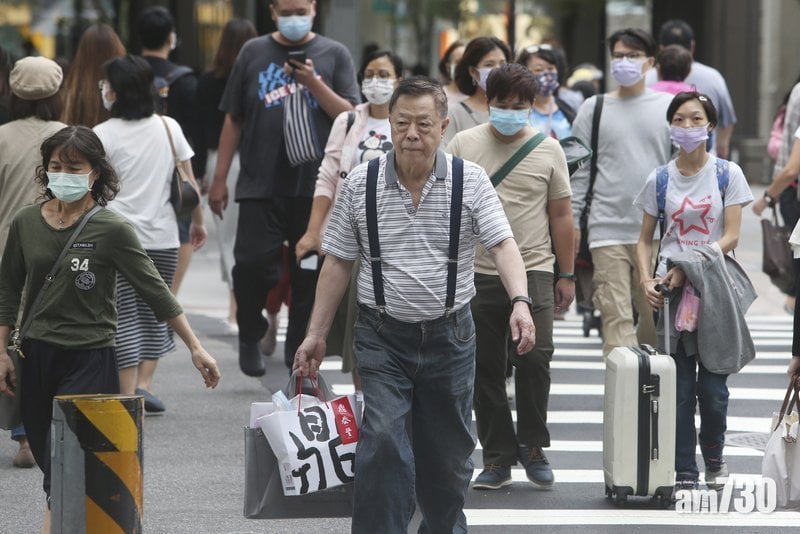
[
  {"x1": 611, "y1": 52, "x2": 646, "y2": 60},
  {"x1": 525, "y1": 44, "x2": 553, "y2": 54}
]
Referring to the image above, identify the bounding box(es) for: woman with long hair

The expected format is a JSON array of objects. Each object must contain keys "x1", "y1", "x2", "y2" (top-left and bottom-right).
[
  {"x1": 61, "y1": 23, "x2": 126, "y2": 127},
  {"x1": 195, "y1": 18, "x2": 257, "y2": 336}
]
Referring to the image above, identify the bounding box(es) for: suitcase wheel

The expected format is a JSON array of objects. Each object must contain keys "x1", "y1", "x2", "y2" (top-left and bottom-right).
[
  {"x1": 653, "y1": 488, "x2": 673, "y2": 508},
  {"x1": 612, "y1": 488, "x2": 631, "y2": 507},
  {"x1": 604, "y1": 486, "x2": 612, "y2": 499}
]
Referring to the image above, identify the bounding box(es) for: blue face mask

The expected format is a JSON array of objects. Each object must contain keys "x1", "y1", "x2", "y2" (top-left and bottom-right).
[
  {"x1": 277, "y1": 15, "x2": 312, "y2": 42},
  {"x1": 489, "y1": 107, "x2": 530, "y2": 136},
  {"x1": 47, "y1": 171, "x2": 92, "y2": 203}
]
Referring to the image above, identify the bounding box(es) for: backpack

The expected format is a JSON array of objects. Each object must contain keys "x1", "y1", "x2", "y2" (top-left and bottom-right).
[
  {"x1": 655, "y1": 158, "x2": 730, "y2": 238},
  {"x1": 153, "y1": 65, "x2": 193, "y2": 114}
]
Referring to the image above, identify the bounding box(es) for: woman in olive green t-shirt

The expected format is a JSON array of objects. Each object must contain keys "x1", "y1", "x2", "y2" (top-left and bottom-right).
[{"x1": 0, "y1": 126, "x2": 220, "y2": 529}]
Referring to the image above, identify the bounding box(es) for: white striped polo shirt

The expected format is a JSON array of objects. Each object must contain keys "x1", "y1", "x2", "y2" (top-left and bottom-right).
[{"x1": 322, "y1": 149, "x2": 513, "y2": 322}]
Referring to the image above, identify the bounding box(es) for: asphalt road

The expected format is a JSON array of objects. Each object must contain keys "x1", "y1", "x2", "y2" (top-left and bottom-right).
[{"x1": 2, "y1": 186, "x2": 799, "y2": 533}]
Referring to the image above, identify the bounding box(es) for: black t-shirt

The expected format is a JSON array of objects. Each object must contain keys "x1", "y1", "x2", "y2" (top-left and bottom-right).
[
  {"x1": 219, "y1": 34, "x2": 360, "y2": 200},
  {"x1": 142, "y1": 56, "x2": 203, "y2": 177},
  {"x1": 195, "y1": 71, "x2": 227, "y2": 157}
]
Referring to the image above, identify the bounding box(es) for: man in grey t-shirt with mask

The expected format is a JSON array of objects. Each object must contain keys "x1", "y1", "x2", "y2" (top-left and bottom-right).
[
  {"x1": 571, "y1": 28, "x2": 673, "y2": 357},
  {"x1": 208, "y1": 0, "x2": 360, "y2": 376}
]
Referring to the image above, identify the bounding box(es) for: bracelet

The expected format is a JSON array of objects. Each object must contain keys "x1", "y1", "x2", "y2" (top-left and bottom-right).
[
  {"x1": 558, "y1": 272, "x2": 577, "y2": 281},
  {"x1": 764, "y1": 191, "x2": 776, "y2": 208},
  {"x1": 510, "y1": 295, "x2": 533, "y2": 311}
]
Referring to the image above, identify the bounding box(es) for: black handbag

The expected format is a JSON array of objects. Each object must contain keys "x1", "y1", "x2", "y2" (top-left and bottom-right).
[
  {"x1": 762, "y1": 207, "x2": 795, "y2": 294},
  {"x1": 159, "y1": 115, "x2": 200, "y2": 217}
]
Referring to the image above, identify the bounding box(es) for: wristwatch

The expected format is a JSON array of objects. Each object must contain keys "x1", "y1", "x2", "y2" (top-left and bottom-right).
[
  {"x1": 511, "y1": 295, "x2": 533, "y2": 312},
  {"x1": 558, "y1": 272, "x2": 577, "y2": 281},
  {"x1": 764, "y1": 191, "x2": 776, "y2": 208}
]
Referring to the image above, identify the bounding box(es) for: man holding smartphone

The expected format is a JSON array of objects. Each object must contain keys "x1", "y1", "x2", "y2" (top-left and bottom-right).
[{"x1": 209, "y1": 0, "x2": 360, "y2": 377}]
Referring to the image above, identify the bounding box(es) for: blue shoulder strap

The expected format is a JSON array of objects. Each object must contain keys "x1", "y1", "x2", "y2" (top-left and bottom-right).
[
  {"x1": 655, "y1": 165, "x2": 669, "y2": 238},
  {"x1": 655, "y1": 158, "x2": 729, "y2": 238}
]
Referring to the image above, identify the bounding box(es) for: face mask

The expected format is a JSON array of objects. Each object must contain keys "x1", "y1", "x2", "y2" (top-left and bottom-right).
[
  {"x1": 361, "y1": 78, "x2": 395, "y2": 105},
  {"x1": 489, "y1": 107, "x2": 530, "y2": 136},
  {"x1": 100, "y1": 83, "x2": 114, "y2": 112},
  {"x1": 277, "y1": 15, "x2": 312, "y2": 42},
  {"x1": 610, "y1": 57, "x2": 645, "y2": 87},
  {"x1": 535, "y1": 71, "x2": 560, "y2": 96},
  {"x1": 475, "y1": 67, "x2": 493, "y2": 91},
  {"x1": 47, "y1": 171, "x2": 92, "y2": 203},
  {"x1": 670, "y1": 125, "x2": 710, "y2": 153},
  {"x1": 449, "y1": 63, "x2": 457, "y2": 81}
]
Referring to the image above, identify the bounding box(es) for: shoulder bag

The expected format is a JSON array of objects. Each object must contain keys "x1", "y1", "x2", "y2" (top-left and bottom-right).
[
  {"x1": 0, "y1": 206, "x2": 101, "y2": 430},
  {"x1": 490, "y1": 132, "x2": 547, "y2": 187},
  {"x1": 159, "y1": 115, "x2": 200, "y2": 217}
]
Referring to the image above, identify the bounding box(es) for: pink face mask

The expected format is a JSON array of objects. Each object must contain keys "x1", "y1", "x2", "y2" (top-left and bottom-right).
[{"x1": 670, "y1": 125, "x2": 709, "y2": 153}]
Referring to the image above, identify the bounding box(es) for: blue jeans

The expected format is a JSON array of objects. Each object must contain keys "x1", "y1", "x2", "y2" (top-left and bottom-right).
[
  {"x1": 353, "y1": 304, "x2": 476, "y2": 534},
  {"x1": 673, "y1": 340, "x2": 730, "y2": 481}
]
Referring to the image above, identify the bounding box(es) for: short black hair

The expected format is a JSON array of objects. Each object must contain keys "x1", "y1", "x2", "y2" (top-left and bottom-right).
[
  {"x1": 359, "y1": 49, "x2": 404, "y2": 83},
  {"x1": 486, "y1": 63, "x2": 537, "y2": 104},
  {"x1": 389, "y1": 76, "x2": 447, "y2": 119},
  {"x1": 666, "y1": 91, "x2": 718, "y2": 128},
  {"x1": 608, "y1": 28, "x2": 657, "y2": 58},
  {"x1": 515, "y1": 45, "x2": 559, "y2": 74},
  {"x1": 454, "y1": 37, "x2": 511, "y2": 96},
  {"x1": 37, "y1": 126, "x2": 120, "y2": 206},
  {"x1": 137, "y1": 6, "x2": 174, "y2": 50},
  {"x1": 658, "y1": 19, "x2": 694, "y2": 50},
  {"x1": 103, "y1": 55, "x2": 155, "y2": 120},
  {"x1": 438, "y1": 40, "x2": 465, "y2": 81},
  {"x1": 657, "y1": 44, "x2": 692, "y2": 82}
]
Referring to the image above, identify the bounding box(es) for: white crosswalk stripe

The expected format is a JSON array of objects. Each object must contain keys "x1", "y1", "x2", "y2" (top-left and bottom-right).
[{"x1": 317, "y1": 313, "x2": 794, "y2": 529}]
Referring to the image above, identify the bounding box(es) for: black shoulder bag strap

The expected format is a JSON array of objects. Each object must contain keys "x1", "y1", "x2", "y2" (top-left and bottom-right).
[
  {"x1": 580, "y1": 95, "x2": 604, "y2": 224},
  {"x1": 12, "y1": 205, "x2": 102, "y2": 353},
  {"x1": 490, "y1": 133, "x2": 547, "y2": 187},
  {"x1": 365, "y1": 156, "x2": 464, "y2": 314}
]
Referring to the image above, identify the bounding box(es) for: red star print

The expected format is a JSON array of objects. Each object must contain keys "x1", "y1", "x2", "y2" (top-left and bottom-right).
[{"x1": 671, "y1": 197, "x2": 712, "y2": 236}]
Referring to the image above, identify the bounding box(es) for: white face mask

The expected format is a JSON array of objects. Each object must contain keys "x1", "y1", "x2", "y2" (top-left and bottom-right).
[
  {"x1": 100, "y1": 82, "x2": 115, "y2": 111},
  {"x1": 361, "y1": 78, "x2": 395, "y2": 105},
  {"x1": 475, "y1": 67, "x2": 493, "y2": 91}
]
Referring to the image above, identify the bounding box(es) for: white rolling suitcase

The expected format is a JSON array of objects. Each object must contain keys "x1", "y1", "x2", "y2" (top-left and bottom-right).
[{"x1": 603, "y1": 296, "x2": 677, "y2": 508}]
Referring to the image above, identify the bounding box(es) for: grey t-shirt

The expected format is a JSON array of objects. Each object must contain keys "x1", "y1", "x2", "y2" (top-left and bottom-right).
[
  {"x1": 219, "y1": 34, "x2": 360, "y2": 200},
  {"x1": 570, "y1": 90, "x2": 673, "y2": 246}
]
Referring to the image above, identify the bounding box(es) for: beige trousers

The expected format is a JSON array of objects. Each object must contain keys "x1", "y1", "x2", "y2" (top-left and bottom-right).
[{"x1": 591, "y1": 243, "x2": 657, "y2": 357}]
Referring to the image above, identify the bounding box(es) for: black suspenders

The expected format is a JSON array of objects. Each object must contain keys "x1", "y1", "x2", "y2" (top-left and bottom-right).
[{"x1": 365, "y1": 155, "x2": 464, "y2": 315}]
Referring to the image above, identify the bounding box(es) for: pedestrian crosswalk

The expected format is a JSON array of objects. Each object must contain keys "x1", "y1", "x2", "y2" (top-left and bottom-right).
[{"x1": 285, "y1": 313, "x2": 799, "y2": 530}]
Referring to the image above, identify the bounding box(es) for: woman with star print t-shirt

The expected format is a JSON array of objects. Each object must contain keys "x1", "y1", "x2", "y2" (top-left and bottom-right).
[{"x1": 633, "y1": 91, "x2": 753, "y2": 495}]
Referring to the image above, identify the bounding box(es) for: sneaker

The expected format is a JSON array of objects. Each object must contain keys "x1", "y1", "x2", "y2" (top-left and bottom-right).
[
  {"x1": 12, "y1": 443, "x2": 35, "y2": 468},
  {"x1": 259, "y1": 314, "x2": 278, "y2": 356},
  {"x1": 672, "y1": 479, "x2": 699, "y2": 501},
  {"x1": 473, "y1": 464, "x2": 512, "y2": 490},
  {"x1": 705, "y1": 462, "x2": 729, "y2": 491},
  {"x1": 518, "y1": 445, "x2": 554, "y2": 489},
  {"x1": 239, "y1": 340, "x2": 266, "y2": 377},
  {"x1": 135, "y1": 388, "x2": 165, "y2": 413}
]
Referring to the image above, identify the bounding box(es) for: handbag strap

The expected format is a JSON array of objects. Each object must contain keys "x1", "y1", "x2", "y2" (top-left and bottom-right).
[
  {"x1": 18, "y1": 205, "x2": 102, "y2": 340},
  {"x1": 774, "y1": 380, "x2": 800, "y2": 432},
  {"x1": 158, "y1": 115, "x2": 183, "y2": 171},
  {"x1": 490, "y1": 132, "x2": 547, "y2": 187}
]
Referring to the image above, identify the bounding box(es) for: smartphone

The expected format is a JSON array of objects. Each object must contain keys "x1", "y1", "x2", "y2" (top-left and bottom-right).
[
  {"x1": 287, "y1": 50, "x2": 307, "y2": 68},
  {"x1": 300, "y1": 253, "x2": 319, "y2": 271}
]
